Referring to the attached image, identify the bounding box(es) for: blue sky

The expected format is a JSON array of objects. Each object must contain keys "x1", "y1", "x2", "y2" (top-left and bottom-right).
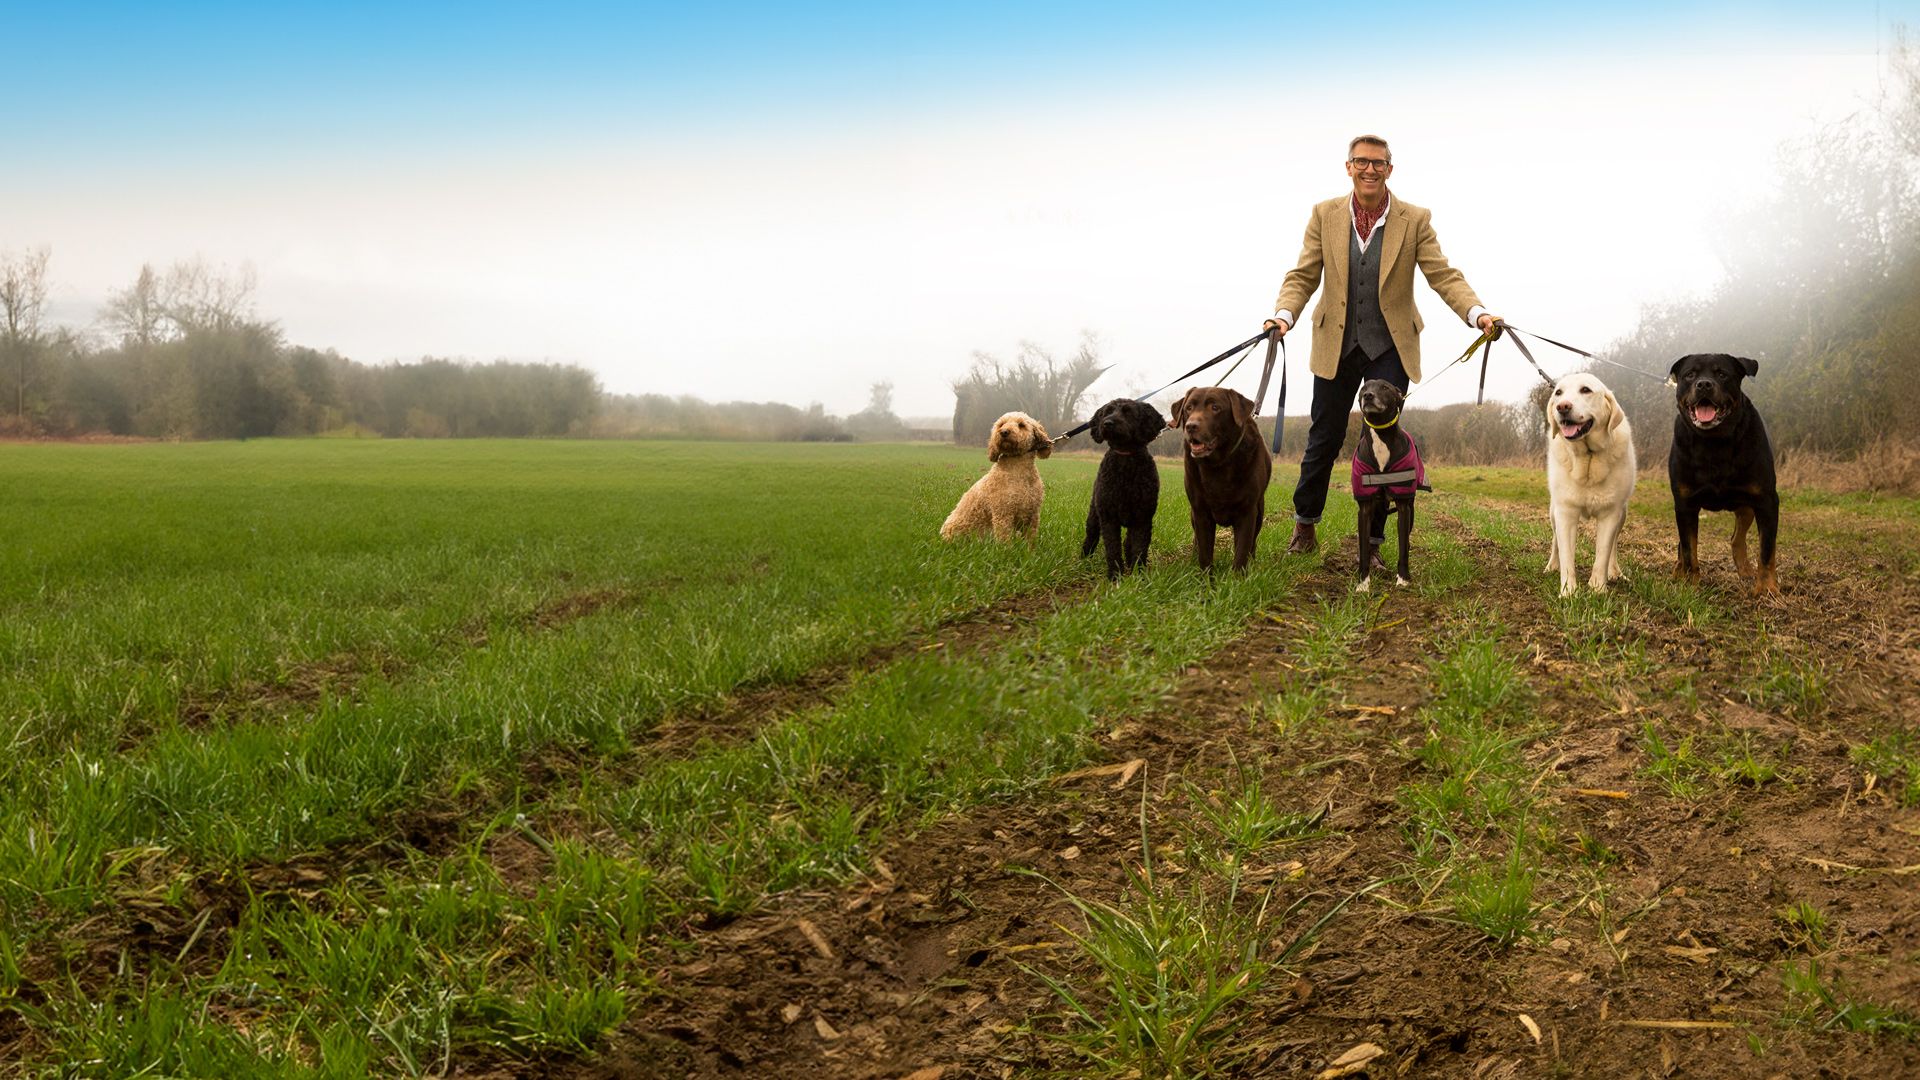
[
  {"x1": 4, "y1": 2, "x2": 1916, "y2": 416},
  {"x1": 12, "y1": 2, "x2": 1895, "y2": 155}
]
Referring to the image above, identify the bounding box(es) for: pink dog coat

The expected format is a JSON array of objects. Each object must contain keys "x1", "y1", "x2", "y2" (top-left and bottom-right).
[{"x1": 1351, "y1": 433, "x2": 1425, "y2": 498}]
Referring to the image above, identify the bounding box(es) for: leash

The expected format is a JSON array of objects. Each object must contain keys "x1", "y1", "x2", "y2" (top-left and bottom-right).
[
  {"x1": 1504, "y1": 323, "x2": 1670, "y2": 385},
  {"x1": 1056, "y1": 329, "x2": 1269, "y2": 441},
  {"x1": 1415, "y1": 321, "x2": 1662, "y2": 404},
  {"x1": 1255, "y1": 330, "x2": 1287, "y2": 455}
]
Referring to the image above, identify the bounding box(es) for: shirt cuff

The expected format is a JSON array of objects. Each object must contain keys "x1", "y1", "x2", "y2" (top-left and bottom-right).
[
  {"x1": 1273, "y1": 310, "x2": 1295, "y2": 329},
  {"x1": 1466, "y1": 305, "x2": 1488, "y2": 328}
]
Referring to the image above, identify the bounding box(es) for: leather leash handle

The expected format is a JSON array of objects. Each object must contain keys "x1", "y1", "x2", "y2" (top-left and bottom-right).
[{"x1": 1270, "y1": 332, "x2": 1288, "y2": 455}]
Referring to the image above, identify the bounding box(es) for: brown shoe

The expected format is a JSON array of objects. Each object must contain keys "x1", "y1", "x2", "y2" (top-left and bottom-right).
[
  {"x1": 1368, "y1": 544, "x2": 1391, "y2": 574},
  {"x1": 1287, "y1": 522, "x2": 1317, "y2": 555}
]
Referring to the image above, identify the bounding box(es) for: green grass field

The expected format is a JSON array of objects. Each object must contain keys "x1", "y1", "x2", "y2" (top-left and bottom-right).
[
  {"x1": 2, "y1": 439, "x2": 1914, "y2": 1077},
  {"x1": 0, "y1": 440, "x2": 1327, "y2": 1074}
]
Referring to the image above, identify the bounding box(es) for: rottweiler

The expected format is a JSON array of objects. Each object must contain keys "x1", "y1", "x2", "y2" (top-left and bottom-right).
[
  {"x1": 1667, "y1": 353, "x2": 1779, "y2": 595},
  {"x1": 1171, "y1": 386, "x2": 1271, "y2": 573}
]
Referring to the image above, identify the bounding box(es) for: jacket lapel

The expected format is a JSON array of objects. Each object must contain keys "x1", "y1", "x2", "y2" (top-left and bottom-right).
[
  {"x1": 1327, "y1": 200, "x2": 1349, "y2": 291},
  {"x1": 1377, "y1": 203, "x2": 1409, "y2": 281}
]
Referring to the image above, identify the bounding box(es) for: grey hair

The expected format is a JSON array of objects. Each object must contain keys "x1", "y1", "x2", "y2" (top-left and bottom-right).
[{"x1": 1348, "y1": 135, "x2": 1391, "y2": 162}]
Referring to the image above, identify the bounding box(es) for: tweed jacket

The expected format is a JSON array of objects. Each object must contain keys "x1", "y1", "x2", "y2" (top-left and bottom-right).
[{"x1": 1273, "y1": 195, "x2": 1483, "y2": 382}]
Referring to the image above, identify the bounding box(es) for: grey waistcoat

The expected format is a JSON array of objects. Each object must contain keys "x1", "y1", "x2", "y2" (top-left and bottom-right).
[{"x1": 1341, "y1": 221, "x2": 1395, "y2": 362}]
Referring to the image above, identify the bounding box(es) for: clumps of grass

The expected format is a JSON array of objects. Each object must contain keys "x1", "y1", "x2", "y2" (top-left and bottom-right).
[
  {"x1": 1639, "y1": 723, "x2": 1708, "y2": 799},
  {"x1": 1249, "y1": 685, "x2": 1332, "y2": 741},
  {"x1": 1629, "y1": 573, "x2": 1722, "y2": 626},
  {"x1": 1023, "y1": 857, "x2": 1274, "y2": 1077},
  {"x1": 1393, "y1": 631, "x2": 1548, "y2": 945},
  {"x1": 1639, "y1": 722, "x2": 1799, "y2": 798},
  {"x1": 1188, "y1": 767, "x2": 1326, "y2": 862},
  {"x1": 1747, "y1": 648, "x2": 1829, "y2": 717},
  {"x1": 1571, "y1": 830, "x2": 1621, "y2": 869},
  {"x1": 1452, "y1": 841, "x2": 1540, "y2": 947},
  {"x1": 1851, "y1": 731, "x2": 1920, "y2": 806},
  {"x1": 1292, "y1": 596, "x2": 1375, "y2": 679},
  {"x1": 1411, "y1": 527, "x2": 1477, "y2": 598},
  {"x1": 1556, "y1": 591, "x2": 1660, "y2": 686},
  {"x1": 1782, "y1": 959, "x2": 1919, "y2": 1039},
  {"x1": 1775, "y1": 900, "x2": 1832, "y2": 954},
  {"x1": 1717, "y1": 731, "x2": 1792, "y2": 787},
  {"x1": 1023, "y1": 785, "x2": 1376, "y2": 1078}
]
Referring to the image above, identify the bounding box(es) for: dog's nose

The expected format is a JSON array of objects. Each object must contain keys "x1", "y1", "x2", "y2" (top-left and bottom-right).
[{"x1": 1556, "y1": 402, "x2": 1571, "y2": 414}]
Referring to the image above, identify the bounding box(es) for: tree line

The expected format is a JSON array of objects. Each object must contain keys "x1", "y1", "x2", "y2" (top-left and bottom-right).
[{"x1": 0, "y1": 258, "x2": 603, "y2": 440}]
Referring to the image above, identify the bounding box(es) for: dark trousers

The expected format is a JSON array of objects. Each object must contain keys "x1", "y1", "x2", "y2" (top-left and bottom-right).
[{"x1": 1292, "y1": 345, "x2": 1410, "y2": 535}]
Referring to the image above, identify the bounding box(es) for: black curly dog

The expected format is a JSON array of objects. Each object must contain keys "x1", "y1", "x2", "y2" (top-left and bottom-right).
[{"x1": 1080, "y1": 398, "x2": 1167, "y2": 578}]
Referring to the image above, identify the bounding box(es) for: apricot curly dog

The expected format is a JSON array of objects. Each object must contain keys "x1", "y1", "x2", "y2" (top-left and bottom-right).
[{"x1": 940, "y1": 412, "x2": 1053, "y2": 541}]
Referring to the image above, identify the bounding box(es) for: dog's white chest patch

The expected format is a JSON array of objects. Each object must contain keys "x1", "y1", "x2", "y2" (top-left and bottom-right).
[{"x1": 1363, "y1": 429, "x2": 1388, "y2": 471}]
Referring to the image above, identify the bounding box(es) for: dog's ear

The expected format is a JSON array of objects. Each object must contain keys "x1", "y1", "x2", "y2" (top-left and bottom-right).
[
  {"x1": 1603, "y1": 389, "x2": 1625, "y2": 434},
  {"x1": 1734, "y1": 355, "x2": 1759, "y2": 378},
  {"x1": 1089, "y1": 402, "x2": 1110, "y2": 444},
  {"x1": 1032, "y1": 424, "x2": 1053, "y2": 459},
  {"x1": 1136, "y1": 402, "x2": 1167, "y2": 443},
  {"x1": 987, "y1": 422, "x2": 1003, "y2": 462},
  {"x1": 1229, "y1": 390, "x2": 1255, "y2": 433},
  {"x1": 1667, "y1": 356, "x2": 1688, "y2": 383},
  {"x1": 1170, "y1": 389, "x2": 1197, "y2": 428}
]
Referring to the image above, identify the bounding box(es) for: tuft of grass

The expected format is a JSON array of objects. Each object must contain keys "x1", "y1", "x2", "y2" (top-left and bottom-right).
[
  {"x1": 1023, "y1": 785, "x2": 1378, "y2": 1079},
  {"x1": 1639, "y1": 723, "x2": 1708, "y2": 800},
  {"x1": 1748, "y1": 650, "x2": 1829, "y2": 717},
  {"x1": 1782, "y1": 959, "x2": 1919, "y2": 1038},
  {"x1": 1851, "y1": 731, "x2": 1920, "y2": 806},
  {"x1": 1572, "y1": 830, "x2": 1621, "y2": 869},
  {"x1": 1188, "y1": 768, "x2": 1325, "y2": 861},
  {"x1": 1292, "y1": 596, "x2": 1375, "y2": 679},
  {"x1": 1775, "y1": 900, "x2": 1832, "y2": 954},
  {"x1": 1452, "y1": 842, "x2": 1540, "y2": 946},
  {"x1": 1717, "y1": 732, "x2": 1792, "y2": 788},
  {"x1": 1251, "y1": 685, "x2": 1332, "y2": 741}
]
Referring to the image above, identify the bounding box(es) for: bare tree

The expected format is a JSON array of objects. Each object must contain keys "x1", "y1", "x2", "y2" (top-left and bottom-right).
[
  {"x1": 101, "y1": 263, "x2": 170, "y2": 348},
  {"x1": 0, "y1": 246, "x2": 51, "y2": 424},
  {"x1": 161, "y1": 257, "x2": 258, "y2": 334}
]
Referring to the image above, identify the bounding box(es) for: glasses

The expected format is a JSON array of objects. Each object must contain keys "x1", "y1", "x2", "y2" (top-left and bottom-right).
[{"x1": 1348, "y1": 157, "x2": 1392, "y2": 173}]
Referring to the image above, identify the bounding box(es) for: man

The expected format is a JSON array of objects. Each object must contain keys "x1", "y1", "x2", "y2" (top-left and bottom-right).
[{"x1": 1265, "y1": 134, "x2": 1498, "y2": 557}]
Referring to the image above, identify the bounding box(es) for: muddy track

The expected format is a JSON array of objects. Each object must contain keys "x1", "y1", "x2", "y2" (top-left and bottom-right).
[{"x1": 521, "y1": 506, "x2": 1920, "y2": 1080}]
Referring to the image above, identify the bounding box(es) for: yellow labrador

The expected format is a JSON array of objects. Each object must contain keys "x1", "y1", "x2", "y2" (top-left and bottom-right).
[{"x1": 1545, "y1": 374, "x2": 1634, "y2": 596}]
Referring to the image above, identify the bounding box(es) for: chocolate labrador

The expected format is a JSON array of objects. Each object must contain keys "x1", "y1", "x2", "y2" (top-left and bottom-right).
[{"x1": 1171, "y1": 386, "x2": 1271, "y2": 573}]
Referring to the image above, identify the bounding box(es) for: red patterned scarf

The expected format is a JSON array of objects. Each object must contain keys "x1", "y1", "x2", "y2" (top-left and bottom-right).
[{"x1": 1352, "y1": 191, "x2": 1389, "y2": 245}]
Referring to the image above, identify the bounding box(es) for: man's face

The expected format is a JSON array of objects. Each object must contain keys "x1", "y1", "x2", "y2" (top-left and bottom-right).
[{"x1": 1346, "y1": 143, "x2": 1392, "y2": 200}]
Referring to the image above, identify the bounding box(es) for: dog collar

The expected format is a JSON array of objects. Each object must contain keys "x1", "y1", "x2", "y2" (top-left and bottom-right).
[{"x1": 1364, "y1": 410, "x2": 1400, "y2": 430}]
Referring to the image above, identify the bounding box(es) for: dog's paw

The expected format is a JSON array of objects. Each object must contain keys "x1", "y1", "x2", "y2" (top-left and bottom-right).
[
  {"x1": 1395, "y1": 575, "x2": 1410, "y2": 587},
  {"x1": 1354, "y1": 577, "x2": 1372, "y2": 594},
  {"x1": 1559, "y1": 581, "x2": 1578, "y2": 598}
]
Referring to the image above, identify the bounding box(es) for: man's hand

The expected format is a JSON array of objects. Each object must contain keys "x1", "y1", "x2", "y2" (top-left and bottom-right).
[
  {"x1": 1477, "y1": 313, "x2": 1502, "y2": 334},
  {"x1": 1263, "y1": 317, "x2": 1291, "y2": 337}
]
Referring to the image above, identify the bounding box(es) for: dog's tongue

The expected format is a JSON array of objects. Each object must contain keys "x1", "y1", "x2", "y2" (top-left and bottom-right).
[
  {"x1": 1693, "y1": 404, "x2": 1718, "y2": 424},
  {"x1": 1559, "y1": 422, "x2": 1583, "y2": 439}
]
